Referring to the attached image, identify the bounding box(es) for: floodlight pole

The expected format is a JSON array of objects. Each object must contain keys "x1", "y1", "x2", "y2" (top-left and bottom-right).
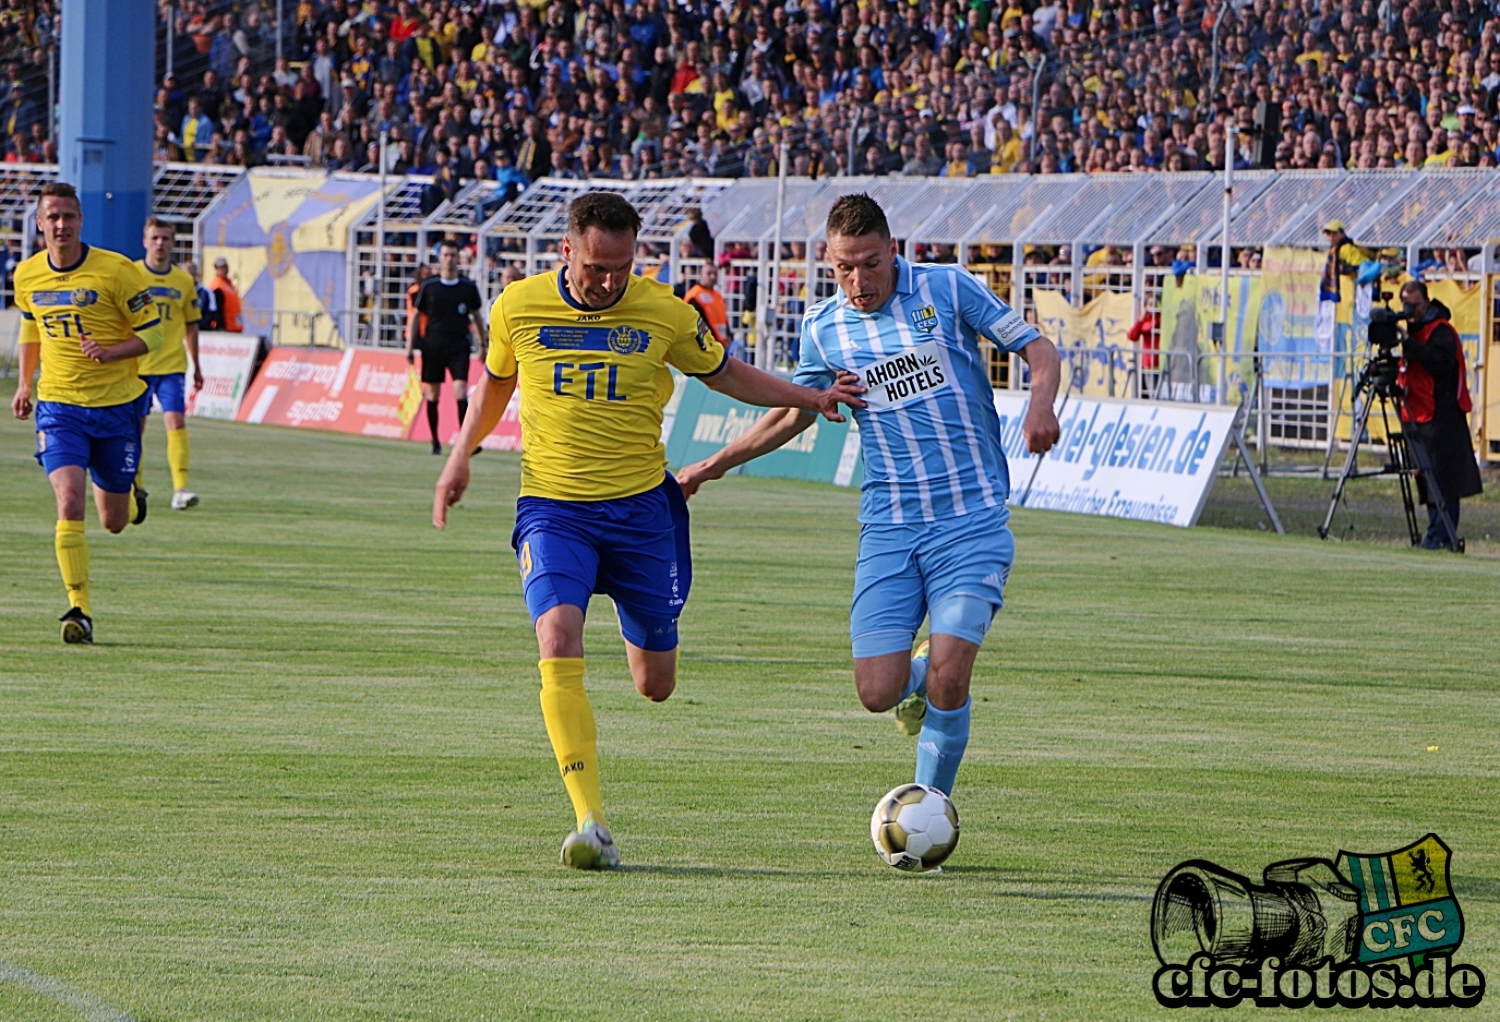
[
  {"x1": 377, "y1": 129, "x2": 388, "y2": 347},
  {"x1": 762, "y1": 138, "x2": 788, "y2": 372},
  {"x1": 1217, "y1": 124, "x2": 1235, "y2": 405},
  {"x1": 46, "y1": 41, "x2": 56, "y2": 144},
  {"x1": 1029, "y1": 54, "x2": 1046, "y2": 164}
]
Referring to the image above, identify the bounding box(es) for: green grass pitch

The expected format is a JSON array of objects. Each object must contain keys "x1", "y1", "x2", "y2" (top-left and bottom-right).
[{"x1": 2, "y1": 403, "x2": 1498, "y2": 1020}]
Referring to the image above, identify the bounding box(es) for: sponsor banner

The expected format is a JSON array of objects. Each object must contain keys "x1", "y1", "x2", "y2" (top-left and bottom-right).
[
  {"x1": 186, "y1": 332, "x2": 261, "y2": 420},
  {"x1": 664, "y1": 374, "x2": 861, "y2": 487},
  {"x1": 238, "y1": 347, "x2": 423, "y2": 438},
  {"x1": 997, "y1": 392, "x2": 1235, "y2": 527},
  {"x1": 406, "y1": 358, "x2": 523, "y2": 450}
]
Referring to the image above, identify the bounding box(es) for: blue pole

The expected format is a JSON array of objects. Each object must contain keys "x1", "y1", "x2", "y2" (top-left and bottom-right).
[{"x1": 58, "y1": 0, "x2": 154, "y2": 260}]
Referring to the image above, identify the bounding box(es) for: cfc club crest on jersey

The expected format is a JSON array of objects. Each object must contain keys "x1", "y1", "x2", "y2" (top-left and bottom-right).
[
  {"x1": 910, "y1": 304, "x2": 939, "y2": 333},
  {"x1": 71, "y1": 288, "x2": 100, "y2": 307},
  {"x1": 608, "y1": 325, "x2": 648, "y2": 355}
]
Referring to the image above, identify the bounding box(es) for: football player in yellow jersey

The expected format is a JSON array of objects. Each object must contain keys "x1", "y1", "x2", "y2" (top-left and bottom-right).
[
  {"x1": 432, "y1": 192, "x2": 864, "y2": 869},
  {"x1": 10, "y1": 182, "x2": 166, "y2": 644},
  {"x1": 136, "y1": 217, "x2": 204, "y2": 510}
]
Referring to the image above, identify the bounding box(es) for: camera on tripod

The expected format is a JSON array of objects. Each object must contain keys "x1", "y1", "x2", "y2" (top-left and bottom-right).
[
  {"x1": 1320, "y1": 285, "x2": 1461, "y2": 550},
  {"x1": 1366, "y1": 291, "x2": 1405, "y2": 354}
]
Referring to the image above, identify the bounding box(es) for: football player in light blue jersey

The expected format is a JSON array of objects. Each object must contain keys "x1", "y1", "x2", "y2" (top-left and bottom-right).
[{"x1": 678, "y1": 193, "x2": 1060, "y2": 799}]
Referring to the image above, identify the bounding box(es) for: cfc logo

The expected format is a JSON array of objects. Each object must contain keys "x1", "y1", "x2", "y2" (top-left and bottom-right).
[{"x1": 910, "y1": 304, "x2": 938, "y2": 332}]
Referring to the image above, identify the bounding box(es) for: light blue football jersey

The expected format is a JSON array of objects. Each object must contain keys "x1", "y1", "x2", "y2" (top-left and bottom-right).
[{"x1": 793, "y1": 257, "x2": 1040, "y2": 525}]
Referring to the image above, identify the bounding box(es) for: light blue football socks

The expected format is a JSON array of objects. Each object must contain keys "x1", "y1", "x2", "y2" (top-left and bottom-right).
[
  {"x1": 915, "y1": 697, "x2": 971, "y2": 795},
  {"x1": 901, "y1": 653, "x2": 929, "y2": 701}
]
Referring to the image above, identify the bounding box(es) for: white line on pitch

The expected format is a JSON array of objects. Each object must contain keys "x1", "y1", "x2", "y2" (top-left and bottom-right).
[{"x1": 0, "y1": 957, "x2": 136, "y2": 1022}]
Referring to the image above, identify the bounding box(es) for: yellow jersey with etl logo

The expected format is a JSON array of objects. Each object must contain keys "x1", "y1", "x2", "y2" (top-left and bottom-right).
[
  {"x1": 486, "y1": 268, "x2": 727, "y2": 502},
  {"x1": 15, "y1": 244, "x2": 163, "y2": 408},
  {"x1": 134, "y1": 261, "x2": 201, "y2": 376}
]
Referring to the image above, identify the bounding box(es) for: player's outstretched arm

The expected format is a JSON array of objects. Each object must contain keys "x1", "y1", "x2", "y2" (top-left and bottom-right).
[
  {"x1": 1018, "y1": 336, "x2": 1062, "y2": 455},
  {"x1": 700, "y1": 357, "x2": 865, "y2": 422},
  {"x1": 676, "y1": 406, "x2": 816, "y2": 497},
  {"x1": 432, "y1": 369, "x2": 516, "y2": 529}
]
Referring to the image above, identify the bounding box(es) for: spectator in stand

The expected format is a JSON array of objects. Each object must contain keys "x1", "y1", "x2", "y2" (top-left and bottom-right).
[
  {"x1": 178, "y1": 96, "x2": 215, "y2": 163},
  {"x1": 684, "y1": 261, "x2": 735, "y2": 357},
  {"x1": 5, "y1": 0, "x2": 1499, "y2": 195},
  {"x1": 204, "y1": 258, "x2": 242, "y2": 333}
]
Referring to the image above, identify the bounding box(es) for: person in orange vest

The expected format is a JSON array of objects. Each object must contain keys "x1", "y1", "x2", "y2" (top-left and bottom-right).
[
  {"x1": 205, "y1": 257, "x2": 243, "y2": 332},
  {"x1": 405, "y1": 263, "x2": 432, "y2": 344},
  {"x1": 684, "y1": 262, "x2": 738, "y2": 359}
]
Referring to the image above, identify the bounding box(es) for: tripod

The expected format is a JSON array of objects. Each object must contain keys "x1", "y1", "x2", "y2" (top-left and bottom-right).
[{"x1": 1318, "y1": 351, "x2": 1461, "y2": 551}]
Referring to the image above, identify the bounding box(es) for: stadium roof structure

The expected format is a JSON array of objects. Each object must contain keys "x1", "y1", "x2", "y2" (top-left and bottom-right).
[
  {"x1": 1268, "y1": 169, "x2": 1437, "y2": 247},
  {"x1": 956, "y1": 176, "x2": 1107, "y2": 252},
  {"x1": 1148, "y1": 170, "x2": 1275, "y2": 248},
  {"x1": 151, "y1": 163, "x2": 244, "y2": 229},
  {"x1": 15, "y1": 163, "x2": 1494, "y2": 343},
  {"x1": 4, "y1": 161, "x2": 239, "y2": 269},
  {"x1": 471, "y1": 177, "x2": 732, "y2": 279},
  {"x1": 1411, "y1": 172, "x2": 1500, "y2": 252}
]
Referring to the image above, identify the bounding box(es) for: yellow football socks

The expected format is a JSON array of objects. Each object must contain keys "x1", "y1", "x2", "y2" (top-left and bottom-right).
[
  {"x1": 538, "y1": 657, "x2": 603, "y2": 829},
  {"x1": 55, "y1": 520, "x2": 90, "y2": 616},
  {"x1": 166, "y1": 428, "x2": 190, "y2": 491}
]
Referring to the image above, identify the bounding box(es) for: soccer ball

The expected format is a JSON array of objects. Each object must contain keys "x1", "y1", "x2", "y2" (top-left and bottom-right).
[{"x1": 870, "y1": 783, "x2": 960, "y2": 872}]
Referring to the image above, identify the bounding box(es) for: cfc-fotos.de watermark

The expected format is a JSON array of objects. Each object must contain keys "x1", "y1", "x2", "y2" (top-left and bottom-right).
[{"x1": 1151, "y1": 834, "x2": 1486, "y2": 1009}]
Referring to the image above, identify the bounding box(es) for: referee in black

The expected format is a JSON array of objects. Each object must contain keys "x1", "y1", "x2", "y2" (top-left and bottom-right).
[{"x1": 406, "y1": 238, "x2": 486, "y2": 454}]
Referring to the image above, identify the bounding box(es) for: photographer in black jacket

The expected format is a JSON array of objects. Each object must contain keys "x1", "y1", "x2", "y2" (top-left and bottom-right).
[{"x1": 1397, "y1": 280, "x2": 1483, "y2": 550}]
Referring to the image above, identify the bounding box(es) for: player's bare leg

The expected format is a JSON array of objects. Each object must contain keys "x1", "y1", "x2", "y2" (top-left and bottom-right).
[
  {"x1": 625, "y1": 644, "x2": 676, "y2": 702},
  {"x1": 854, "y1": 633, "x2": 978, "y2": 712},
  {"x1": 92, "y1": 484, "x2": 132, "y2": 534},
  {"x1": 856, "y1": 633, "x2": 981, "y2": 796},
  {"x1": 535, "y1": 604, "x2": 619, "y2": 869}
]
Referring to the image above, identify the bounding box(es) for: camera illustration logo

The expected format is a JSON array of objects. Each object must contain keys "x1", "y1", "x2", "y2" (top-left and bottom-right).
[{"x1": 1151, "y1": 834, "x2": 1486, "y2": 1008}]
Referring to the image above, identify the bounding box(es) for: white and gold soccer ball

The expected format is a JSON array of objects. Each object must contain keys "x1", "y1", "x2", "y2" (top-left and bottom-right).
[{"x1": 870, "y1": 783, "x2": 960, "y2": 872}]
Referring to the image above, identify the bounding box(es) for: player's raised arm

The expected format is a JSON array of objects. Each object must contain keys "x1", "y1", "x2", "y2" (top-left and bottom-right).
[
  {"x1": 675, "y1": 368, "x2": 863, "y2": 497},
  {"x1": 698, "y1": 354, "x2": 865, "y2": 422}
]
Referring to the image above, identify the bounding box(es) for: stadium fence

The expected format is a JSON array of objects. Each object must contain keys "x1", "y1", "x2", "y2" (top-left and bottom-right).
[{"x1": 3, "y1": 164, "x2": 1498, "y2": 467}]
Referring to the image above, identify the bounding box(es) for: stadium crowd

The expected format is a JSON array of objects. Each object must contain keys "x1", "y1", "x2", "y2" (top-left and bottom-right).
[{"x1": 2, "y1": 0, "x2": 1500, "y2": 184}]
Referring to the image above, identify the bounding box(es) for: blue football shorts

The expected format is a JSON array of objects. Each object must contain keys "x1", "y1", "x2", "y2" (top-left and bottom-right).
[
  {"x1": 849, "y1": 504, "x2": 1014, "y2": 658},
  {"x1": 137, "y1": 373, "x2": 187, "y2": 416},
  {"x1": 512, "y1": 476, "x2": 692, "y2": 652},
  {"x1": 34, "y1": 399, "x2": 141, "y2": 494}
]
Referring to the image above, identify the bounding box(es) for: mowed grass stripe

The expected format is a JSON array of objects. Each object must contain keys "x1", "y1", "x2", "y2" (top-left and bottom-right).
[{"x1": 1, "y1": 401, "x2": 1498, "y2": 1021}]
